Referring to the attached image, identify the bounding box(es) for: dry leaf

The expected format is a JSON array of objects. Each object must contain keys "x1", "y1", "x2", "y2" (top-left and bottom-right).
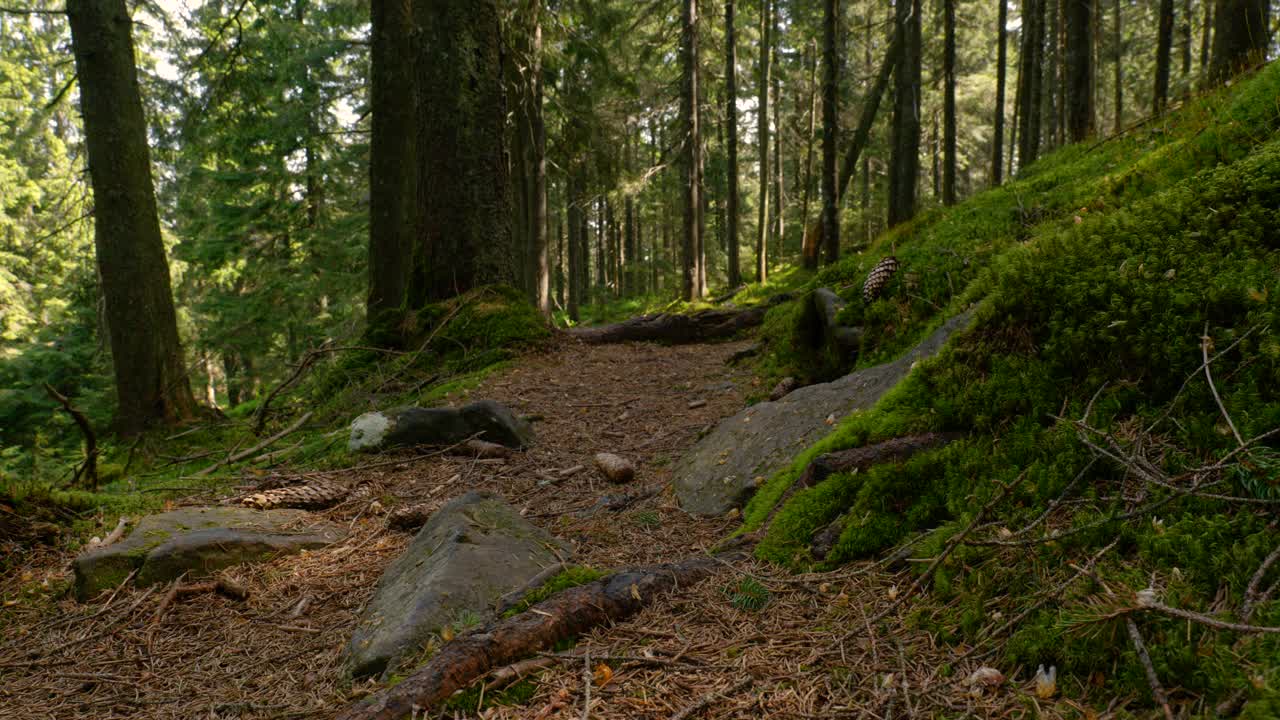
[
  {"x1": 440, "y1": 626, "x2": 455, "y2": 642},
  {"x1": 593, "y1": 663, "x2": 614, "y2": 687},
  {"x1": 630, "y1": 583, "x2": 642, "y2": 601}
]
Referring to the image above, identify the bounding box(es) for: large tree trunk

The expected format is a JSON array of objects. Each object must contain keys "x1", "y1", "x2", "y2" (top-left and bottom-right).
[
  {"x1": 887, "y1": 0, "x2": 922, "y2": 227},
  {"x1": 821, "y1": 0, "x2": 840, "y2": 264},
  {"x1": 565, "y1": 307, "x2": 767, "y2": 344},
  {"x1": 1208, "y1": 0, "x2": 1269, "y2": 84},
  {"x1": 993, "y1": 0, "x2": 1008, "y2": 186},
  {"x1": 1064, "y1": 0, "x2": 1096, "y2": 142},
  {"x1": 1016, "y1": 0, "x2": 1043, "y2": 168},
  {"x1": 1154, "y1": 0, "x2": 1174, "y2": 113},
  {"x1": 725, "y1": 0, "x2": 741, "y2": 289},
  {"x1": 1179, "y1": 0, "x2": 1193, "y2": 80},
  {"x1": 680, "y1": 0, "x2": 702, "y2": 302},
  {"x1": 67, "y1": 0, "x2": 196, "y2": 435},
  {"x1": 942, "y1": 0, "x2": 957, "y2": 205},
  {"x1": 367, "y1": 0, "x2": 416, "y2": 327},
  {"x1": 408, "y1": 0, "x2": 513, "y2": 304},
  {"x1": 755, "y1": 0, "x2": 771, "y2": 284}
]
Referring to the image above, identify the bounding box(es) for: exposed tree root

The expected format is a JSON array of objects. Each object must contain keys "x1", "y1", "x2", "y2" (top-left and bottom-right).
[{"x1": 335, "y1": 552, "x2": 746, "y2": 720}]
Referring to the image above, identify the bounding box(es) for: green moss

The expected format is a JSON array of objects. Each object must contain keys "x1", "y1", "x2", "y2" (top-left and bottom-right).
[
  {"x1": 502, "y1": 565, "x2": 606, "y2": 617},
  {"x1": 745, "y1": 64, "x2": 1280, "y2": 709},
  {"x1": 441, "y1": 678, "x2": 538, "y2": 713}
]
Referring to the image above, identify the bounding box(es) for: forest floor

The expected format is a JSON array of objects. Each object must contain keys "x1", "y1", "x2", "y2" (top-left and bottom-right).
[{"x1": 1, "y1": 337, "x2": 1077, "y2": 719}]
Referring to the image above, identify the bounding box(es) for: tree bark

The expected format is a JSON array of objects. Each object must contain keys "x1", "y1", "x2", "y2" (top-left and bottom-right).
[
  {"x1": 771, "y1": 0, "x2": 784, "y2": 266},
  {"x1": 888, "y1": 0, "x2": 922, "y2": 226},
  {"x1": 335, "y1": 554, "x2": 739, "y2": 720},
  {"x1": 1179, "y1": 0, "x2": 1192, "y2": 80},
  {"x1": 725, "y1": 0, "x2": 741, "y2": 289},
  {"x1": 67, "y1": 0, "x2": 197, "y2": 435},
  {"x1": 1064, "y1": 0, "x2": 1096, "y2": 142},
  {"x1": 680, "y1": 0, "x2": 702, "y2": 301},
  {"x1": 1113, "y1": 0, "x2": 1123, "y2": 132},
  {"x1": 408, "y1": 0, "x2": 513, "y2": 304},
  {"x1": 563, "y1": 306, "x2": 766, "y2": 343},
  {"x1": 1208, "y1": 0, "x2": 1269, "y2": 84},
  {"x1": 1016, "y1": 0, "x2": 1043, "y2": 168},
  {"x1": 942, "y1": 0, "x2": 957, "y2": 205},
  {"x1": 755, "y1": 0, "x2": 771, "y2": 284},
  {"x1": 529, "y1": 1, "x2": 549, "y2": 317},
  {"x1": 800, "y1": 39, "x2": 818, "y2": 270},
  {"x1": 993, "y1": 0, "x2": 1008, "y2": 186},
  {"x1": 821, "y1": 0, "x2": 840, "y2": 263},
  {"x1": 1155, "y1": 0, "x2": 1174, "y2": 113}
]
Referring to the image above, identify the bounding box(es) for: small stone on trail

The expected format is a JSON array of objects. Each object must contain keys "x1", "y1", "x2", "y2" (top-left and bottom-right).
[
  {"x1": 687, "y1": 399, "x2": 707, "y2": 409},
  {"x1": 769, "y1": 377, "x2": 799, "y2": 400},
  {"x1": 593, "y1": 453, "x2": 636, "y2": 484}
]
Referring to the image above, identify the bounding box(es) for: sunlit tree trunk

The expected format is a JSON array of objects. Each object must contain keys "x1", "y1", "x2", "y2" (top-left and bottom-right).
[
  {"x1": 755, "y1": 0, "x2": 770, "y2": 283},
  {"x1": 680, "y1": 0, "x2": 702, "y2": 301},
  {"x1": 993, "y1": 0, "x2": 1008, "y2": 185},
  {"x1": 67, "y1": 0, "x2": 197, "y2": 435},
  {"x1": 821, "y1": 0, "x2": 839, "y2": 263},
  {"x1": 942, "y1": 0, "x2": 957, "y2": 205},
  {"x1": 724, "y1": 0, "x2": 741, "y2": 289}
]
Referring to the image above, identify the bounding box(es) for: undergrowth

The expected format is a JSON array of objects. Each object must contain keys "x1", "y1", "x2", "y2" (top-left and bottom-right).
[{"x1": 747, "y1": 63, "x2": 1280, "y2": 712}]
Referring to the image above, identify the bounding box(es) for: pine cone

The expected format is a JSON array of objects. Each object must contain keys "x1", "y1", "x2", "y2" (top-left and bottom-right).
[
  {"x1": 387, "y1": 503, "x2": 437, "y2": 531},
  {"x1": 241, "y1": 481, "x2": 350, "y2": 510},
  {"x1": 862, "y1": 256, "x2": 900, "y2": 303}
]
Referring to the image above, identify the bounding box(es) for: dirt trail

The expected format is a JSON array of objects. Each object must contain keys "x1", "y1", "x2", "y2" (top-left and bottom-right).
[{"x1": 0, "y1": 337, "x2": 1044, "y2": 719}]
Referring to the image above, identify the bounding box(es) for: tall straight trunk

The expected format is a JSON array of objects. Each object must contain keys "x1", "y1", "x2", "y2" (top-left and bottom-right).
[
  {"x1": 595, "y1": 196, "x2": 605, "y2": 293},
  {"x1": 1064, "y1": 0, "x2": 1096, "y2": 142},
  {"x1": 821, "y1": 0, "x2": 840, "y2": 263},
  {"x1": 1016, "y1": 0, "x2": 1043, "y2": 168},
  {"x1": 1045, "y1": 0, "x2": 1060, "y2": 149},
  {"x1": 529, "y1": 1, "x2": 549, "y2": 317},
  {"x1": 681, "y1": 0, "x2": 702, "y2": 301},
  {"x1": 1209, "y1": 0, "x2": 1269, "y2": 83},
  {"x1": 942, "y1": 0, "x2": 957, "y2": 205},
  {"x1": 409, "y1": 0, "x2": 513, "y2": 304},
  {"x1": 1113, "y1": 0, "x2": 1123, "y2": 132},
  {"x1": 1179, "y1": 0, "x2": 1192, "y2": 79},
  {"x1": 367, "y1": 0, "x2": 416, "y2": 324},
  {"x1": 1155, "y1": 0, "x2": 1174, "y2": 112},
  {"x1": 556, "y1": 207, "x2": 565, "y2": 309},
  {"x1": 624, "y1": 131, "x2": 637, "y2": 297},
  {"x1": 1199, "y1": 1, "x2": 1212, "y2": 72},
  {"x1": 567, "y1": 161, "x2": 583, "y2": 321},
  {"x1": 888, "y1": 0, "x2": 922, "y2": 227},
  {"x1": 800, "y1": 39, "x2": 818, "y2": 270},
  {"x1": 755, "y1": 0, "x2": 771, "y2": 283},
  {"x1": 993, "y1": 0, "x2": 1008, "y2": 185},
  {"x1": 725, "y1": 0, "x2": 741, "y2": 288},
  {"x1": 67, "y1": 0, "x2": 196, "y2": 434},
  {"x1": 771, "y1": 0, "x2": 784, "y2": 263}
]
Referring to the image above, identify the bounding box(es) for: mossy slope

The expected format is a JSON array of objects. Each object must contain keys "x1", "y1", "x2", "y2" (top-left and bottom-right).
[{"x1": 748, "y1": 64, "x2": 1280, "y2": 710}]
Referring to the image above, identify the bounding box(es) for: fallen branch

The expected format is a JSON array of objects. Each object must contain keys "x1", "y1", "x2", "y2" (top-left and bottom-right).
[
  {"x1": 193, "y1": 412, "x2": 313, "y2": 478},
  {"x1": 1243, "y1": 543, "x2": 1280, "y2": 622},
  {"x1": 44, "y1": 383, "x2": 98, "y2": 488},
  {"x1": 564, "y1": 308, "x2": 766, "y2": 344},
  {"x1": 667, "y1": 677, "x2": 753, "y2": 720},
  {"x1": 252, "y1": 346, "x2": 324, "y2": 435},
  {"x1": 89, "y1": 516, "x2": 129, "y2": 550},
  {"x1": 1126, "y1": 618, "x2": 1175, "y2": 720},
  {"x1": 335, "y1": 552, "x2": 745, "y2": 720}
]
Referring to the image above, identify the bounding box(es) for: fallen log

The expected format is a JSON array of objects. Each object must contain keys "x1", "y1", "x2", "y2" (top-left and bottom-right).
[
  {"x1": 335, "y1": 552, "x2": 744, "y2": 720},
  {"x1": 564, "y1": 308, "x2": 767, "y2": 344},
  {"x1": 761, "y1": 432, "x2": 963, "y2": 531}
]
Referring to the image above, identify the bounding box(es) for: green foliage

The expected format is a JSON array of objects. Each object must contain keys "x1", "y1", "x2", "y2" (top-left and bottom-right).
[
  {"x1": 501, "y1": 565, "x2": 606, "y2": 618},
  {"x1": 748, "y1": 63, "x2": 1280, "y2": 708}
]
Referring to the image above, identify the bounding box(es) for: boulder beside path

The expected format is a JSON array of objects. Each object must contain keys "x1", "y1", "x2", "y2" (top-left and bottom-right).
[
  {"x1": 348, "y1": 400, "x2": 534, "y2": 453},
  {"x1": 73, "y1": 506, "x2": 345, "y2": 601}
]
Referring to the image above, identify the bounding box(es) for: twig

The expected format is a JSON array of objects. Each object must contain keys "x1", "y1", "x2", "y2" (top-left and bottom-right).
[
  {"x1": 44, "y1": 383, "x2": 98, "y2": 487},
  {"x1": 1137, "y1": 590, "x2": 1280, "y2": 633},
  {"x1": 1203, "y1": 325, "x2": 1245, "y2": 448},
  {"x1": 96, "y1": 516, "x2": 129, "y2": 548},
  {"x1": 193, "y1": 412, "x2": 313, "y2": 477},
  {"x1": 841, "y1": 471, "x2": 1027, "y2": 642},
  {"x1": 581, "y1": 651, "x2": 591, "y2": 720},
  {"x1": 1126, "y1": 618, "x2": 1175, "y2": 720},
  {"x1": 667, "y1": 677, "x2": 753, "y2": 720},
  {"x1": 253, "y1": 348, "x2": 324, "y2": 435}
]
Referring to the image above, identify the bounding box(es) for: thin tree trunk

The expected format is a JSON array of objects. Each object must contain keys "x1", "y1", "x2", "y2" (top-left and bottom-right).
[
  {"x1": 821, "y1": 0, "x2": 840, "y2": 264},
  {"x1": 943, "y1": 0, "x2": 957, "y2": 205},
  {"x1": 1155, "y1": 0, "x2": 1174, "y2": 113},
  {"x1": 1179, "y1": 0, "x2": 1192, "y2": 80},
  {"x1": 681, "y1": 0, "x2": 702, "y2": 301},
  {"x1": 800, "y1": 39, "x2": 818, "y2": 270},
  {"x1": 1016, "y1": 0, "x2": 1043, "y2": 167},
  {"x1": 755, "y1": 0, "x2": 771, "y2": 283},
  {"x1": 1199, "y1": 0, "x2": 1212, "y2": 73},
  {"x1": 1045, "y1": 0, "x2": 1060, "y2": 149},
  {"x1": 993, "y1": 0, "x2": 1008, "y2": 185},
  {"x1": 1065, "y1": 0, "x2": 1096, "y2": 142},
  {"x1": 1113, "y1": 0, "x2": 1123, "y2": 132},
  {"x1": 771, "y1": 0, "x2": 784, "y2": 264},
  {"x1": 530, "y1": 1, "x2": 549, "y2": 317},
  {"x1": 888, "y1": 0, "x2": 922, "y2": 227},
  {"x1": 725, "y1": 0, "x2": 741, "y2": 288},
  {"x1": 67, "y1": 0, "x2": 197, "y2": 434}
]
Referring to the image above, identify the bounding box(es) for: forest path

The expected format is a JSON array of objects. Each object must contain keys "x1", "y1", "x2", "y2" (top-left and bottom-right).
[{"x1": 1, "y1": 337, "x2": 1020, "y2": 719}]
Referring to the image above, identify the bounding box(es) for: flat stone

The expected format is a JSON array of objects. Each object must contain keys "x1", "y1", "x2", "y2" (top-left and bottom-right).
[
  {"x1": 345, "y1": 491, "x2": 569, "y2": 679},
  {"x1": 73, "y1": 507, "x2": 344, "y2": 601},
  {"x1": 348, "y1": 400, "x2": 534, "y2": 453},
  {"x1": 673, "y1": 310, "x2": 974, "y2": 516}
]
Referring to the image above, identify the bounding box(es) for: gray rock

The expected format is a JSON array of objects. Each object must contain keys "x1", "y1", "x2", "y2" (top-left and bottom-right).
[
  {"x1": 673, "y1": 310, "x2": 974, "y2": 516},
  {"x1": 349, "y1": 400, "x2": 534, "y2": 453},
  {"x1": 73, "y1": 507, "x2": 344, "y2": 601},
  {"x1": 345, "y1": 491, "x2": 569, "y2": 679}
]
